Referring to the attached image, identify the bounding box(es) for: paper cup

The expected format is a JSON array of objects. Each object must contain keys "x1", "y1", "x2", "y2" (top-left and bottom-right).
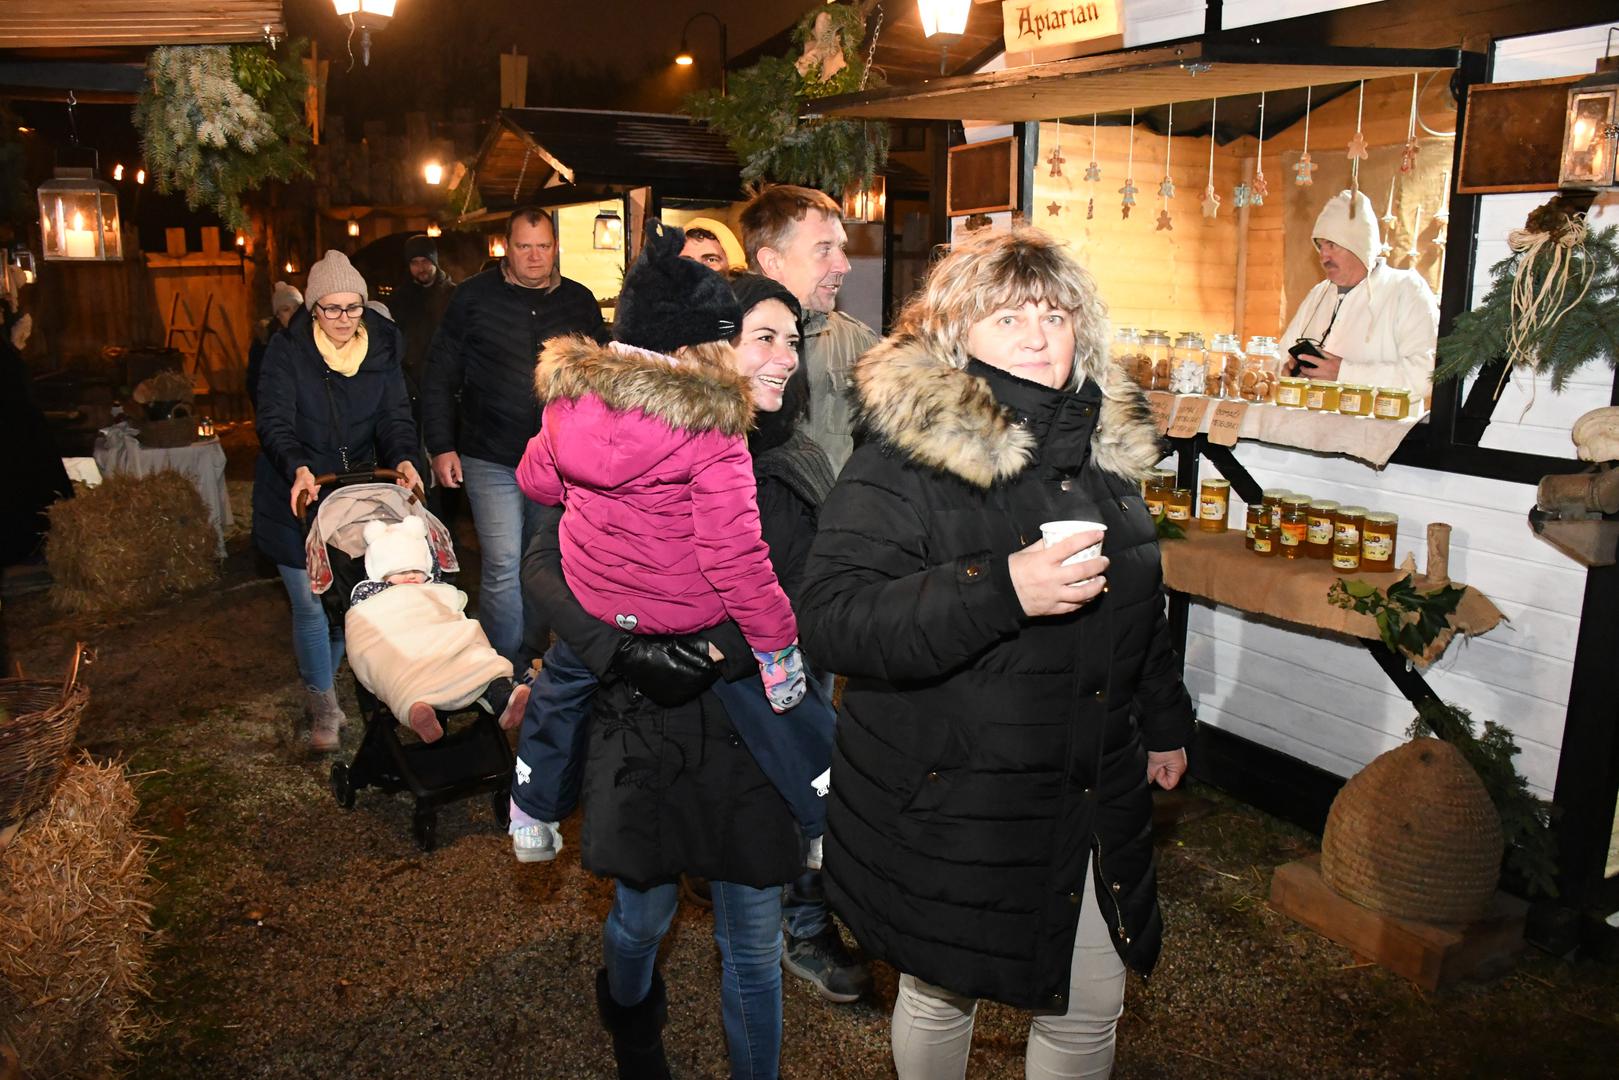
[{"x1": 1040, "y1": 520, "x2": 1108, "y2": 566}]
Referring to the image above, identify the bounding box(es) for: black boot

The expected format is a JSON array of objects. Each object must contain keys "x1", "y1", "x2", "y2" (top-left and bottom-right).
[{"x1": 596, "y1": 967, "x2": 672, "y2": 1080}]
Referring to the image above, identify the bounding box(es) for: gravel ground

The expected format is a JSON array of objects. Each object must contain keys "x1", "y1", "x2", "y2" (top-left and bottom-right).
[{"x1": 7, "y1": 466, "x2": 1618, "y2": 1078}]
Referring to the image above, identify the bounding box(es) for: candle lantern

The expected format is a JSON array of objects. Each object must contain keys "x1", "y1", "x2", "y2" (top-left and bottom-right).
[
  {"x1": 38, "y1": 163, "x2": 123, "y2": 262},
  {"x1": 841, "y1": 176, "x2": 887, "y2": 224},
  {"x1": 488, "y1": 235, "x2": 506, "y2": 259},
  {"x1": 592, "y1": 207, "x2": 624, "y2": 250},
  {"x1": 1558, "y1": 50, "x2": 1619, "y2": 190}
]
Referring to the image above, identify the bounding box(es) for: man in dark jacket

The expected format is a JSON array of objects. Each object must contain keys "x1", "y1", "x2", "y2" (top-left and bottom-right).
[
  {"x1": 421, "y1": 207, "x2": 606, "y2": 668},
  {"x1": 391, "y1": 233, "x2": 455, "y2": 414}
]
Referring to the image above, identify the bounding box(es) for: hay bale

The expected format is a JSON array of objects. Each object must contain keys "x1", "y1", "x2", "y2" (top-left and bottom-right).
[
  {"x1": 0, "y1": 756, "x2": 156, "y2": 1079},
  {"x1": 45, "y1": 471, "x2": 217, "y2": 615}
]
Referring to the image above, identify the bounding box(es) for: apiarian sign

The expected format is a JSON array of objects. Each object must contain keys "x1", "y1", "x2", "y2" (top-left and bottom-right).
[{"x1": 1003, "y1": 1, "x2": 1124, "y2": 52}]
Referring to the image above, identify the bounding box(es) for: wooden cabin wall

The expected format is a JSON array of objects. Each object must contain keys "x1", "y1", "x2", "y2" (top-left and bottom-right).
[
  {"x1": 147, "y1": 259, "x2": 255, "y2": 420},
  {"x1": 1033, "y1": 123, "x2": 1245, "y2": 339},
  {"x1": 32, "y1": 256, "x2": 167, "y2": 371}
]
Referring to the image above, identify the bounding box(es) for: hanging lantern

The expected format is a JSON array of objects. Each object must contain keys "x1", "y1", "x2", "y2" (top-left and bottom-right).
[
  {"x1": 423, "y1": 160, "x2": 444, "y2": 186},
  {"x1": 332, "y1": 0, "x2": 397, "y2": 66},
  {"x1": 840, "y1": 176, "x2": 887, "y2": 224},
  {"x1": 917, "y1": 0, "x2": 972, "y2": 38},
  {"x1": 426, "y1": 222, "x2": 442, "y2": 238},
  {"x1": 488, "y1": 235, "x2": 506, "y2": 259},
  {"x1": 346, "y1": 218, "x2": 361, "y2": 238},
  {"x1": 1559, "y1": 52, "x2": 1619, "y2": 190},
  {"x1": 37, "y1": 158, "x2": 122, "y2": 262},
  {"x1": 592, "y1": 207, "x2": 624, "y2": 250}
]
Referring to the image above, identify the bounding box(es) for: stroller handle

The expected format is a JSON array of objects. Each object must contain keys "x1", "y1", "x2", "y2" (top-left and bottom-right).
[{"x1": 295, "y1": 467, "x2": 426, "y2": 523}]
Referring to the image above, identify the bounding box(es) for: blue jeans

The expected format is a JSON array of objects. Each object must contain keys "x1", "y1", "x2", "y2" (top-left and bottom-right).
[
  {"x1": 277, "y1": 564, "x2": 345, "y2": 692},
  {"x1": 460, "y1": 455, "x2": 547, "y2": 667},
  {"x1": 604, "y1": 879, "x2": 783, "y2": 1080},
  {"x1": 511, "y1": 640, "x2": 598, "y2": 822}
]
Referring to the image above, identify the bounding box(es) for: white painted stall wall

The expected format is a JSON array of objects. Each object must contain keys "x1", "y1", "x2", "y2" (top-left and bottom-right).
[
  {"x1": 1186, "y1": 24, "x2": 1614, "y2": 799},
  {"x1": 1465, "y1": 26, "x2": 1619, "y2": 459},
  {"x1": 1221, "y1": 0, "x2": 1387, "y2": 30}
]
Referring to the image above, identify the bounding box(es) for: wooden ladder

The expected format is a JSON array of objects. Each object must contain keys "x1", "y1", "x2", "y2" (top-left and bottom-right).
[{"x1": 164, "y1": 291, "x2": 216, "y2": 397}]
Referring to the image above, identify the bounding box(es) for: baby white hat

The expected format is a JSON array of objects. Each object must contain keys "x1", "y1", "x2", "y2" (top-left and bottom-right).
[{"x1": 362, "y1": 515, "x2": 433, "y2": 581}]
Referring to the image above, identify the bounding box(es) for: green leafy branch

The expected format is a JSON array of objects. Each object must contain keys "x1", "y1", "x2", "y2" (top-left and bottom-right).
[
  {"x1": 1328, "y1": 574, "x2": 1466, "y2": 663},
  {"x1": 1153, "y1": 512, "x2": 1185, "y2": 540},
  {"x1": 1410, "y1": 700, "x2": 1559, "y2": 897}
]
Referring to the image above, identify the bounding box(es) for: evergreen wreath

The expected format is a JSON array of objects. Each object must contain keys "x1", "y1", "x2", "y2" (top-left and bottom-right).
[
  {"x1": 685, "y1": 2, "x2": 889, "y2": 197},
  {"x1": 1436, "y1": 196, "x2": 1619, "y2": 393},
  {"x1": 135, "y1": 43, "x2": 312, "y2": 231}
]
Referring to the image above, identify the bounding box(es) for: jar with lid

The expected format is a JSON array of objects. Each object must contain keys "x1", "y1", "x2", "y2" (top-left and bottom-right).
[
  {"x1": 1199, "y1": 478, "x2": 1231, "y2": 532},
  {"x1": 1305, "y1": 500, "x2": 1339, "y2": 558},
  {"x1": 1252, "y1": 523, "x2": 1279, "y2": 557},
  {"x1": 1362, "y1": 512, "x2": 1399, "y2": 570},
  {"x1": 1169, "y1": 332, "x2": 1209, "y2": 395},
  {"x1": 1338, "y1": 384, "x2": 1374, "y2": 417},
  {"x1": 1305, "y1": 380, "x2": 1342, "y2": 412},
  {"x1": 1239, "y1": 336, "x2": 1283, "y2": 403},
  {"x1": 1165, "y1": 487, "x2": 1194, "y2": 522},
  {"x1": 1279, "y1": 495, "x2": 1311, "y2": 558},
  {"x1": 1331, "y1": 536, "x2": 1361, "y2": 570},
  {"x1": 1373, "y1": 387, "x2": 1413, "y2": 420},
  {"x1": 1261, "y1": 488, "x2": 1290, "y2": 528},
  {"x1": 1113, "y1": 326, "x2": 1147, "y2": 387},
  {"x1": 1141, "y1": 330, "x2": 1173, "y2": 391},
  {"x1": 1244, "y1": 502, "x2": 1268, "y2": 549},
  {"x1": 1333, "y1": 505, "x2": 1366, "y2": 547},
  {"x1": 1208, "y1": 333, "x2": 1244, "y2": 398},
  {"x1": 1276, "y1": 376, "x2": 1309, "y2": 408},
  {"x1": 1143, "y1": 468, "x2": 1175, "y2": 518},
  {"x1": 1245, "y1": 336, "x2": 1283, "y2": 372}
]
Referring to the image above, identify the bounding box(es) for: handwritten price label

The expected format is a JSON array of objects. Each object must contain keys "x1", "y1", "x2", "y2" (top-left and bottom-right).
[
  {"x1": 1147, "y1": 392, "x2": 1175, "y2": 434},
  {"x1": 1207, "y1": 400, "x2": 1250, "y2": 446},
  {"x1": 1167, "y1": 396, "x2": 1212, "y2": 439}
]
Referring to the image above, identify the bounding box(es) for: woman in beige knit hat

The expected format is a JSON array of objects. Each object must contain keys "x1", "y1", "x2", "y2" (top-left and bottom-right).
[{"x1": 250, "y1": 249, "x2": 424, "y2": 752}]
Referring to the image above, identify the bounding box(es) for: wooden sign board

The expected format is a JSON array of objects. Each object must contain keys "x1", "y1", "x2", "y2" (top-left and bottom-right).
[
  {"x1": 1146, "y1": 391, "x2": 1174, "y2": 434},
  {"x1": 947, "y1": 136, "x2": 1019, "y2": 217},
  {"x1": 1167, "y1": 396, "x2": 1211, "y2": 439},
  {"x1": 1002, "y1": 1, "x2": 1124, "y2": 65},
  {"x1": 1208, "y1": 400, "x2": 1250, "y2": 446},
  {"x1": 1456, "y1": 75, "x2": 1582, "y2": 195}
]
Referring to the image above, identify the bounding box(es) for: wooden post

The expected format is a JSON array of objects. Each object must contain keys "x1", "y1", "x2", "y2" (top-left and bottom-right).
[{"x1": 1426, "y1": 523, "x2": 1452, "y2": 585}]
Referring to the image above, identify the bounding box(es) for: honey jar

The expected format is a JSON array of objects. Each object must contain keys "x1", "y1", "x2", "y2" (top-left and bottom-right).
[
  {"x1": 1306, "y1": 500, "x2": 1340, "y2": 559},
  {"x1": 1331, "y1": 536, "x2": 1361, "y2": 570},
  {"x1": 1373, "y1": 387, "x2": 1413, "y2": 420},
  {"x1": 1305, "y1": 380, "x2": 1341, "y2": 412},
  {"x1": 1276, "y1": 377, "x2": 1309, "y2": 408},
  {"x1": 1244, "y1": 502, "x2": 1268, "y2": 549},
  {"x1": 1333, "y1": 505, "x2": 1366, "y2": 547},
  {"x1": 1338, "y1": 384, "x2": 1374, "y2": 417},
  {"x1": 1165, "y1": 487, "x2": 1194, "y2": 522},
  {"x1": 1144, "y1": 468, "x2": 1175, "y2": 518},
  {"x1": 1362, "y1": 512, "x2": 1398, "y2": 570},
  {"x1": 1279, "y1": 495, "x2": 1311, "y2": 558},
  {"x1": 1252, "y1": 524, "x2": 1278, "y2": 557},
  {"x1": 1261, "y1": 488, "x2": 1290, "y2": 528},
  {"x1": 1199, "y1": 478, "x2": 1231, "y2": 532}
]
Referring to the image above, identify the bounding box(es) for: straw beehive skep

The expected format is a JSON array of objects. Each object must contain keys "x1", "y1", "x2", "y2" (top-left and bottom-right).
[
  {"x1": 45, "y1": 470, "x2": 217, "y2": 614},
  {"x1": 0, "y1": 755, "x2": 157, "y2": 1079}
]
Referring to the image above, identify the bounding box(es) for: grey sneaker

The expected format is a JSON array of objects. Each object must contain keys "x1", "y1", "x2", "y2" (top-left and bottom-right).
[
  {"x1": 511, "y1": 820, "x2": 562, "y2": 864},
  {"x1": 782, "y1": 924, "x2": 869, "y2": 1003}
]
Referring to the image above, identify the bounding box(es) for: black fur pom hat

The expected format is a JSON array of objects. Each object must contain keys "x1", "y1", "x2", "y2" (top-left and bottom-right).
[{"x1": 612, "y1": 220, "x2": 742, "y2": 354}]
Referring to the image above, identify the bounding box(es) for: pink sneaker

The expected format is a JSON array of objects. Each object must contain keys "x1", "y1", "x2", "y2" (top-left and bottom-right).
[
  {"x1": 498, "y1": 682, "x2": 531, "y2": 731},
  {"x1": 407, "y1": 701, "x2": 443, "y2": 743}
]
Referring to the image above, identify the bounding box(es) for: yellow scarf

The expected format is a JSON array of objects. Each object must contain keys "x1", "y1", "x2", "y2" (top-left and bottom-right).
[{"x1": 314, "y1": 321, "x2": 368, "y2": 377}]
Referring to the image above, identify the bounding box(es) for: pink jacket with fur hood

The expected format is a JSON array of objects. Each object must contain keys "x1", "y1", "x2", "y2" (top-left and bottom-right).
[{"x1": 517, "y1": 335, "x2": 796, "y2": 651}]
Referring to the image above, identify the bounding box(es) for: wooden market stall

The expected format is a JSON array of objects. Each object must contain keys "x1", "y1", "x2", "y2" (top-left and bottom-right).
[{"x1": 814, "y1": 0, "x2": 1619, "y2": 948}]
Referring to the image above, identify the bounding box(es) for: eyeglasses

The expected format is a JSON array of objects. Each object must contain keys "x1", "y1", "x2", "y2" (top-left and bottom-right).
[{"x1": 316, "y1": 302, "x2": 365, "y2": 319}]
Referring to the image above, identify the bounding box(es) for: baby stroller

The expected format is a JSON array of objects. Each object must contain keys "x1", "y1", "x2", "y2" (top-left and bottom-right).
[{"x1": 300, "y1": 469, "x2": 514, "y2": 851}]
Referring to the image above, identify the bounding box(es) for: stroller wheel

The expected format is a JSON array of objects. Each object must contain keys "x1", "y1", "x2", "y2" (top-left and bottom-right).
[
  {"x1": 330, "y1": 762, "x2": 356, "y2": 809},
  {"x1": 412, "y1": 806, "x2": 438, "y2": 852},
  {"x1": 491, "y1": 789, "x2": 511, "y2": 829}
]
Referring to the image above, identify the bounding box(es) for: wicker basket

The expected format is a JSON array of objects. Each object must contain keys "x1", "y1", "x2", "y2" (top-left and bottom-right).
[
  {"x1": 1321, "y1": 737, "x2": 1503, "y2": 925},
  {"x1": 0, "y1": 647, "x2": 91, "y2": 831},
  {"x1": 134, "y1": 409, "x2": 197, "y2": 449}
]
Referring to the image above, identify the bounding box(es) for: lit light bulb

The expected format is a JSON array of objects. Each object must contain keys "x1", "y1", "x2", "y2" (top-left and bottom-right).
[
  {"x1": 423, "y1": 161, "x2": 444, "y2": 185},
  {"x1": 284, "y1": 260, "x2": 296, "y2": 273},
  {"x1": 675, "y1": 53, "x2": 694, "y2": 66},
  {"x1": 236, "y1": 232, "x2": 247, "y2": 247},
  {"x1": 113, "y1": 163, "x2": 124, "y2": 181},
  {"x1": 135, "y1": 169, "x2": 146, "y2": 185},
  {"x1": 426, "y1": 223, "x2": 442, "y2": 238},
  {"x1": 489, "y1": 236, "x2": 506, "y2": 258},
  {"x1": 347, "y1": 219, "x2": 360, "y2": 237}
]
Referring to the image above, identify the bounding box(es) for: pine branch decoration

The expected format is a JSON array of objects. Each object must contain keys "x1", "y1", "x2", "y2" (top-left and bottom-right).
[{"x1": 135, "y1": 43, "x2": 312, "y2": 231}]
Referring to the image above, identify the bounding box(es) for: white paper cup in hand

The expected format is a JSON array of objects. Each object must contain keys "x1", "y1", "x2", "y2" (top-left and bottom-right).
[{"x1": 1040, "y1": 520, "x2": 1108, "y2": 567}]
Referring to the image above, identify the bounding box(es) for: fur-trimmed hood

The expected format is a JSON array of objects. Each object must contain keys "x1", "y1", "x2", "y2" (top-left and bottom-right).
[
  {"x1": 853, "y1": 335, "x2": 1162, "y2": 488},
  {"x1": 536, "y1": 334, "x2": 754, "y2": 437}
]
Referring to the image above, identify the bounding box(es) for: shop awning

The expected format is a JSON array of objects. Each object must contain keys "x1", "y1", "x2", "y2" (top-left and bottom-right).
[{"x1": 809, "y1": 41, "x2": 1460, "y2": 124}]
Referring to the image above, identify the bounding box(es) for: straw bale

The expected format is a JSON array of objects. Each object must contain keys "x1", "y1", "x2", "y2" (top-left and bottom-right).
[
  {"x1": 44, "y1": 471, "x2": 217, "y2": 615},
  {"x1": 0, "y1": 756, "x2": 156, "y2": 1079}
]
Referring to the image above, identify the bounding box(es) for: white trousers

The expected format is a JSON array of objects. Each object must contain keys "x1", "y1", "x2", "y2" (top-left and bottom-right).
[{"x1": 891, "y1": 864, "x2": 1127, "y2": 1080}]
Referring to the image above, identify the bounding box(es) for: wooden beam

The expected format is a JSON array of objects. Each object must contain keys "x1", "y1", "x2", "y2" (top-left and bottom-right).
[{"x1": 0, "y1": 0, "x2": 285, "y2": 48}]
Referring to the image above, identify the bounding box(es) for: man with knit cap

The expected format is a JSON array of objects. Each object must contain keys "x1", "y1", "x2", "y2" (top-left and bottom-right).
[
  {"x1": 392, "y1": 234, "x2": 455, "y2": 412},
  {"x1": 247, "y1": 281, "x2": 304, "y2": 411},
  {"x1": 1281, "y1": 188, "x2": 1439, "y2": 396}
]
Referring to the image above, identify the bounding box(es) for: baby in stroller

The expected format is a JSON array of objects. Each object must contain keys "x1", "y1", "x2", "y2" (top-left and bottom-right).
[{"x1": 341, "y1": 514, "x2": 531, "y2": 741}]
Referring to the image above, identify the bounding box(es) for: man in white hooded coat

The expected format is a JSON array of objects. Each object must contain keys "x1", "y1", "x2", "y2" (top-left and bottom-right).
[{"x1": 1281, "y1": 189, "x2": 1440, "y2": 397}]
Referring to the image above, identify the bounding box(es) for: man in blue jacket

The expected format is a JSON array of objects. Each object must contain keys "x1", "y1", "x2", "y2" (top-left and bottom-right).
[{"x1": 422, "y1": 207, "x2": 606, "y2": 667}]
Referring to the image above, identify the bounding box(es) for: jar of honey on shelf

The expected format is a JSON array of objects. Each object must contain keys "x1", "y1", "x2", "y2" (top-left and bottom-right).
[
  {"x1": 1244, "y1": 502, "x2": 1268, "y2": 549},
  {"x1": 1276, "y1": 376, "x2": 1309, "y2": 408},
  {"x1": 1261, "y1": 488, "x2": 1289, "y2": 528},
  {"x1": 1199, "y1": 478, "x2": 1231, "y2": 532},
  {"x1": 1332, "y1": 536, "x2": 1361, "y2": 570},
  {"x1": 1252, "y1": 524, "x2": 1279, "y2": 557},
  {"x1": 1333, "y1": 505, "x2": 1366, "y2": 548},
  {"x1": 1144, "y1": 468, "x2": 1175, "y2": 518},
  {"x1": 1373, "y1": 387, "x2": 1413, "y2": 420},
  {"x1": 1305, "y1": 380, "x2": 1341, "y2": 412},
  {"x1": 1362, "y1": 512, "x2": 1399, "y2": 570},
  {"x1": 1306, "y1": 500, "x2": 1340, "y2": 559},
  {"x1": 1279, "y1": 495, "x2": 1311, "y2": 558},
  {"x1": 1338, "y1": 384, "x2": 1374, "y2": 417},
  {"x1": 1165, "y1": 487, "x2": 1194, "y2": 523}
]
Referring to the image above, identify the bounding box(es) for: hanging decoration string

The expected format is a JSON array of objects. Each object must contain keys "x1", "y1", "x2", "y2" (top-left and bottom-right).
[
  {"x1": 1084, "y1": 113, "x2": 1101, "y2": 219},
  {"x1": 1251, "y1": 91, "x2": 1268, "y2": 205},
  {"x1": 1347, "y1": 80, "x2": 1369, "y2": 210},
  {"x1": 1119, "y1": 108, "x2": 1138, "y2": 219},
  {"x1": 1156, "y1": 103, "x2": 1174, "y2": 231},
  {"x1": 1201, "y1": 98, "x2": 1221, "y2": 219},
  {"x1": 1295, "y1": 86, "x2": 1318, "y2": 186},
  {"x1": 1401, "y1": 72, "x2": 1422, "y2": 173}
]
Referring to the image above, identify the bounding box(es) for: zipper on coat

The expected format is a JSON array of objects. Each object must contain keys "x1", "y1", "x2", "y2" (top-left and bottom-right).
[{"x1": 1092, "y1": 837, "x2": 1129, "y2": 946}]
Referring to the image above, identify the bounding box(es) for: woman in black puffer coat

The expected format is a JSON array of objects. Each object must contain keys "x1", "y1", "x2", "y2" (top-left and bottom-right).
[{"x1": 796, "y1": 228, "x2": 1194, "y2": 1079}]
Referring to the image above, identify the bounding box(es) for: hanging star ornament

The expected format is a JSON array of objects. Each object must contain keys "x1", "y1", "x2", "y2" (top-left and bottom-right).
[
  {"x1": 1047, "y1": 146, "x2": 1066, "y2": 178},
  {"x1": 1047, "y1": 200, "x2": 1063, "y2": 217},
  {"x1": 1400, "y1": 138, "x2": 1420, "y2": 174},
  {"x1": 1158, "y1": 175, "x2": 1176, "y2": 199},
  {"x1": 1294, "y1": 151, "x2": 1318, "y2": 186},
  {"x1": 1155, "y1": 208, "x2": 1173, "y2": 231},
  {"x1": 1232, "y1": 182, "x2": 1250, "y2": 209},
  {"x1": 1347, "y1": 130, "x2": 1370, "y2": 162},
  {"x1": 1119, "y1": 178, "x2": 1138, "y2": 218},
  {"x1": 1250, "y1": 171, "x2": 1269, "y2": 205},
  {"x1": 1201, "y1": 184, "x2": 1221, "y2": 219},
  {"x1": 1084, "y1": 160, "x2": 1102, "y2": 182}
]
